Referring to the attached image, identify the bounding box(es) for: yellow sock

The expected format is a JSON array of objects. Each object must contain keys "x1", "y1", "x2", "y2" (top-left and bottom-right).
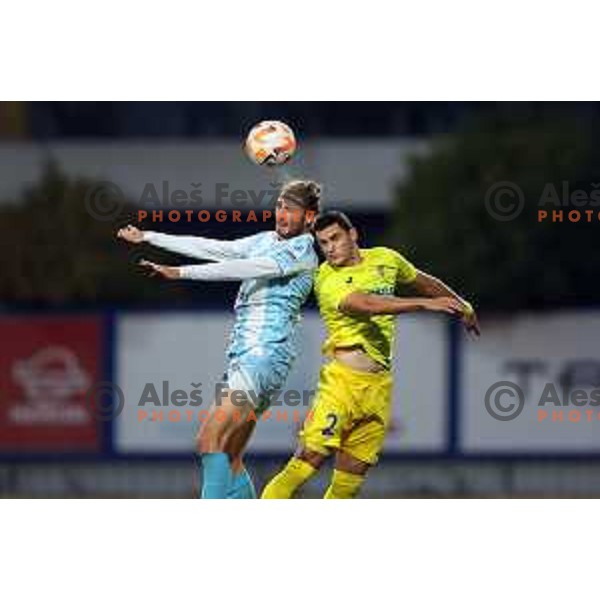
[
  {"x1": 324, "y1": 469, "x2": 365, "y2": 499},
  {"x1": 261, "y1": 458, "x2": 317, "y2": 499}
]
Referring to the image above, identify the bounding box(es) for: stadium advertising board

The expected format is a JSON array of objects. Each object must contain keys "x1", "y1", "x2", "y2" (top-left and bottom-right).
[
  {"x1": 0, "y1": 316, "x2": 103, "y2": 453},
  {"x1": 115, "y1": 312, "x2": 448, "y2": 455},
  {"x1": 461, "y1": 311, "x2": 600, "y2": 454}
]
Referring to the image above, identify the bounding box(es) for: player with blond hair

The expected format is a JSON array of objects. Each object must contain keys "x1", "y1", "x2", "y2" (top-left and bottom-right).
[{"x1": 117, "y1": 181, "x2": 321, "y2": 499}]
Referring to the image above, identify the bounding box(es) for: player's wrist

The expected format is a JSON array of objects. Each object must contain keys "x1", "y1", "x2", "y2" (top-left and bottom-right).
[
  {"x1": 178, "y1": 265, "x2": 192, "y2": 279},
  {"x1": 417, "y1": 298, "x2": 430, "y2": 311},
  {"x1": 462, "y1": 300, "x2": 474, "y2": 317}
]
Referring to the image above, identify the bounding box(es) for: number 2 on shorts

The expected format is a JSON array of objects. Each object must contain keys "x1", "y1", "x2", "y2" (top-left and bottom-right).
[{"x1": 321, "y1": 413, "x2": 338, "y2": 437}]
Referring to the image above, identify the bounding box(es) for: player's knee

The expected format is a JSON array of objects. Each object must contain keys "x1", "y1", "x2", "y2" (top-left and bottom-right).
[
  {"x1": 335, "y1": 451, "x2": 371, "y2": 476},
  {"x1": 197, "y1": 410, "x2": 248, "y2": 454},
  {"x1": 196, "y1": 419, "x2": 225, "y2": 453},
  {"x1": 296, "y1": 447, "x2": 327, "y2": 470}
]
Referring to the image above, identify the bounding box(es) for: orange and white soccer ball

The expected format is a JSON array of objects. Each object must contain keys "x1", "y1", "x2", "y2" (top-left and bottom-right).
[{"x1": 244, "y1": 120, "x2": 297, "y2": 166}]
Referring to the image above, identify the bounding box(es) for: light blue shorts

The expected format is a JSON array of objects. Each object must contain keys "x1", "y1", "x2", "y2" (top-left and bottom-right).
[{"x1": 223, "y1": 347, "x2": 294, "y2": 413}]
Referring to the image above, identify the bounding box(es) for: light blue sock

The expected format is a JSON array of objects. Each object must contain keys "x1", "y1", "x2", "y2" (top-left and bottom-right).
[
  {"x1": 226, "y1": 468, "x2": 257, "y2": 500},
  {"x1": 200, "y1": 453, "x2": 231, "y2": 499}
]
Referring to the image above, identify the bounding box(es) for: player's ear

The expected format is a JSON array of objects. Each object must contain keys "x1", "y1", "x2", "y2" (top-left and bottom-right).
[{"x1": 350, "y1": 227, "x2": 358, "y2": 243}]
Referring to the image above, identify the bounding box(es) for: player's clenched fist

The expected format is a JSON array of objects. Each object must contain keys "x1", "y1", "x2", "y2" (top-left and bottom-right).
[{"x1": 117, "y1": 225, "x2": 144, "y2": 244}]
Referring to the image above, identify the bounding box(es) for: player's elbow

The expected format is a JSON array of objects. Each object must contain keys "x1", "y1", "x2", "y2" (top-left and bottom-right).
[{"x1": 412, "y1": 270, "x2": 438, "y2": 296}]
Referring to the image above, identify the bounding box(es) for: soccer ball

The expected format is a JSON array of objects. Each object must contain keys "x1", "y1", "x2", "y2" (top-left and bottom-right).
[{"x1": 244, "y1": 120, "x2": 297, "y2": 166}]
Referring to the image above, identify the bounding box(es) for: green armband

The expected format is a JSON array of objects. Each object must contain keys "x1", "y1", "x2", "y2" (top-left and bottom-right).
[{"x1": 462, "y1": 300, "x2": 474, "y2": 317}]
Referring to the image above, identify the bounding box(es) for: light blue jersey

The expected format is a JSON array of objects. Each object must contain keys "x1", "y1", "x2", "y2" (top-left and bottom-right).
[
  {"x1": 228, "y1": 231, "x2": 315, "y2": 355},
  {"x1": 144, "y1": 229, "x2": 318, "y2": 405},
  {"x1": 225, "y1": 232, "x2": 317, "y2": 404}
]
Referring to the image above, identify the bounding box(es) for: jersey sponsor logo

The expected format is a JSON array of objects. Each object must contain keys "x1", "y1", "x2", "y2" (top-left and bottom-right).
[{"x1": 369, "y1": 286, "x2": 395, "y2": 296}]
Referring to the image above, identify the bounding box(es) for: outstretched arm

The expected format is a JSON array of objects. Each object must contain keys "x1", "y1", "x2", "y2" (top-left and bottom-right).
[
  {"x1": 117, "y1": 225, "x2": 259, "y2": 261},
  {"x1": 340, "y1": 293, "x2": 467, "y2": 318},
  {"x1": 410, "y1": 270, "x2": 480, "y2": 336},
  {"x1": 139, "y1": 256, "x2": 305, "y2": 281}
]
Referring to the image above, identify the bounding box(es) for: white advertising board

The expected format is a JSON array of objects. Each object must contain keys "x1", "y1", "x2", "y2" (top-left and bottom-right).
[
  {"x1": 461, "y1": 311, "x2": 600, "y2": 453},
  {"x1": 115, "y1": 312, "x2": 448, "y2": 454}
]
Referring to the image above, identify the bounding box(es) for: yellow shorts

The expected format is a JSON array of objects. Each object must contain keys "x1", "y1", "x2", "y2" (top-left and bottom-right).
[{"x1": 299, "y1": 359, "x2": 393, "y2": 465}]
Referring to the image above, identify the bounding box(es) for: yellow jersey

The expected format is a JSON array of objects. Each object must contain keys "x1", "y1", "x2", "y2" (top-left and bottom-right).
[{"x1": 314, "y1": 247, "x2": 417, "y2": 370}]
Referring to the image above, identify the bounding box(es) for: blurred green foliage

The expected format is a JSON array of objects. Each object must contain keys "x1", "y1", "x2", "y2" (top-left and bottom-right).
[
  {"x1": 387, "y1": 108, "x2": 600, "y2": 312},
  {"x1": 0, "y1": 163, "x2": 187, "y2": 307}
]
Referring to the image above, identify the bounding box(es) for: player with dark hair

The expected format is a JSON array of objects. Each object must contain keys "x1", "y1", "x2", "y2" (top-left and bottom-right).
[
  {"x1": 117, "y1": 180, "x2": 321, "y2": 499},
  {"x1": 262, "y1": 210, "x2": 479, "y2": 499}
]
